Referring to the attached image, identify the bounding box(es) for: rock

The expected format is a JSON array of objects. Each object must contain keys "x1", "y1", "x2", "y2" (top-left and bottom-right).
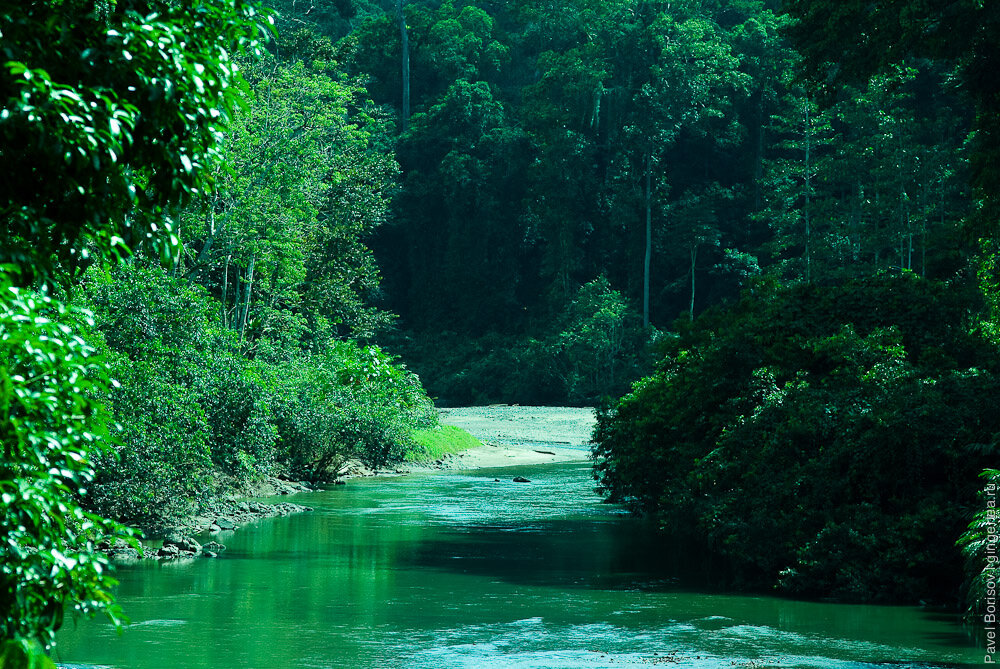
[
  {"x1": 203, "y1": 551, "x2": 217, "y2": 558},
  {"x1": 157, "y1": 544, "x2": 180, "y2": 558},
  {"x1": 337, "y1": 458, "x2": 374, "y2": 477},
  {"x1": 162, "y1": 533, "x2": 201, "y2": 552},
  {"x1": 216, "y1": 517, "x2": 237, "y2": 530},
  {"x1": 203, "y1": 541, "x2": 226, "y2": 553},
  {"x1": 512, "y1": 476, "x2": 531, "y2": 483},
  {"x1": 209, "y1": 523, "x2": 222, "y2": 533},
  {"x1": 162, "y1": 530, "x2": 186, "y2": 545},
  {"x1": 111, "y1": 546, "x2": 142, "y2": 560},
  {"x1": 173, "y1": 537, "x2": 201, "y2": 554},
  {"x1": 105, "y1": 539, "x2": 142, "y2": 560}
]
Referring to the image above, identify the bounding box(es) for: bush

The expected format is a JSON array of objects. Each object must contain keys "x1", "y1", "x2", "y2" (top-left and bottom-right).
[
  {"x1": 87, "y1": 356, "x2": 214, "y2": 524},
  {"x1": 274, "y1": 343, "x2": 436, "y2": 480},
  {"x1": 81, "y1": 262, "x2": 280, "y2": 493},
  {"x1": 593, "y1": 274, "x2": 1000, "y2": 602}
]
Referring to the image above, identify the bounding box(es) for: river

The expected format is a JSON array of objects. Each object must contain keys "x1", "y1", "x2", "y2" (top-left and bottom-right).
[{"x1": 55, "y1": 459, "x2": 981, "y2": 668}]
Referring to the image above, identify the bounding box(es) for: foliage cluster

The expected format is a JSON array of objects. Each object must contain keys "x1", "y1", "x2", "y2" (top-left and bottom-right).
[
  {"x1": 75, "y1": 261, "x2": 434, "y2": 523},
  {"x1": 0, "y1": 274, "x2": 133, "y2": 652},
  {"x1": 391, "y1": 277, "x2": 655, "y2": 406},
  {"x1": 957, "y1": 469, "x2": 1000, "y2": 618},
  {"x1": 0, "y1": 0, "x2": 273, "y2": 282},
  {"x1": 592, "y1": 275, "x2": 999, "y2": 602}
]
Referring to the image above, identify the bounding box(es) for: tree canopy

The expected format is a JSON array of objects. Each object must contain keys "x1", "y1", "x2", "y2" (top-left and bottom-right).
[{"x1": 0, "y1": 0, "x2": 273, "y2": 283}]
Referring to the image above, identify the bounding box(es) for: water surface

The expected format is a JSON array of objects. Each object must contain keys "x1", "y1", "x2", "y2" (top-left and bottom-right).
[{"x1": 56, "y1": 461, "x2": 981, "y2": 668}]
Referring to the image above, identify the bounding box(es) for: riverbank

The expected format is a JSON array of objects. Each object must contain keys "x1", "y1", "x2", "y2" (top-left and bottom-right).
[
  {"x1": 112, "y1": 406, "x2": 597, "y2": 560},
  {"x1": 103, "y1": 476, "x2": 316, "y2": 561},
  {"x1": 409, "y1": 405, "x2": 596, "y2": 470}
]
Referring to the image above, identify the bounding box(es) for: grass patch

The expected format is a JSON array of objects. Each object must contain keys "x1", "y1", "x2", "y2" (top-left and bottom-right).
[{"x1": 405, "y1": 425, "x2": 483, "y2": 462}]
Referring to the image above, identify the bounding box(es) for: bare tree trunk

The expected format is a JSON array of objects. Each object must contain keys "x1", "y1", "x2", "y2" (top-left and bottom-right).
[
  {"x1": 803, "y1": 99, "x2": 812, "y2": 283},
  {"x1": 907, "y1": 220, "x2": 913, "y2": 271},
  {"x1": 240, "y1": 254, "x2": 255, "y2": 345},
  {"x1": 221, "y1": 253, "x2": 231, "y2": 328},
  {"x1": 689, "y1": 243, "x2": 697, "y2": 320},
  {"x1": 754, "y1": 88, "x2": 764, "y2": 213},
  {"x1": 398, "y1": 0, "x2": 410, "y2": 129},
  {"x1": 643, "y1": 152, "x2": 652, "y2": 328},
  {"x1": 851, "y1": 180, "x2": 863, "y2": 265}
]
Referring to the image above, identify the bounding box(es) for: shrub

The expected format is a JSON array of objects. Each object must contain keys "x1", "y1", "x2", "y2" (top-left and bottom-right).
[
  {"x1": 593, "y1": 275, "x2": 1000, "y2": 602},
  {"x1": 87, "y1": 355, "x2": 214, "y2": 525},
  {"x1": 274, "y1": 343, "x2": 436, "y2": 480}
]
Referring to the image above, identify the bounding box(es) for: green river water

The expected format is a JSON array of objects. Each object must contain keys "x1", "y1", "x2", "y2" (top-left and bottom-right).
[{"x1": 55, "y1": 459, "x2": 982, "y2": 668}]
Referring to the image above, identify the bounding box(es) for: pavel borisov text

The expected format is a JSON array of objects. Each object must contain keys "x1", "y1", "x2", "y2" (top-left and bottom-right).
[{"x1": 985, "y1": 479, "x2": 997, "y2": 664}]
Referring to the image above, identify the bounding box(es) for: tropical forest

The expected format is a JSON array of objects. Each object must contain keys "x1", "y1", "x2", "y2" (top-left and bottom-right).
[{"x1": 1, "y1": 0, "x2": 998, "y2": 667}]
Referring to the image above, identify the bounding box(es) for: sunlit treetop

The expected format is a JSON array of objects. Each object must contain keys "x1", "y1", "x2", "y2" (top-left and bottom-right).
[{"x1": 0, "y1": 0, "x2": 274, "y2": 285}]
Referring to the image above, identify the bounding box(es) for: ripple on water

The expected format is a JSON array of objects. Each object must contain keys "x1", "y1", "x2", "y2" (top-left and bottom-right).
[
  {"x1": 360, "y1": 616, "x2": 970, "y2": 669},
  {"x1": 125, "y1": 619, "x2": 188, "y2": 629}
]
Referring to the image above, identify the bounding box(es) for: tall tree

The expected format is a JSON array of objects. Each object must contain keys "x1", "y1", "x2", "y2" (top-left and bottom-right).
[
  {"x1": 781, "y1": 0, "x2": 1000, "y2": 235},
  {"x1": 397, "y1": 0, "x2": 411, "y2": 126},
  {"x1": 618, "y1": 8, "x2": 747, "y2": 325}
]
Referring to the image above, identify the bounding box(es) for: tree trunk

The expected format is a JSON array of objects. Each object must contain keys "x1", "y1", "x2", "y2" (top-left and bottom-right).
[
  {"x1": 754, "y1": 87, "x2": 764, "y2": 214},
  {"x1": 221, "y1": 253, "x2": 231, "y2": 329},
  {"x1": 803, "y1": 98, "x2": 812, "y2": 283},
  {"x1": 643, "y1": 152, "x2": 652, "y2": 328},
  {"x1": 398, "y1": 0, "x2": 410, "y2": 129},
  {"x1": 239, "y1": 254, "x2": 255, "y2": 345},
  {"x1": 689, "y1": 243, "x2": 697, "y2": 320}
]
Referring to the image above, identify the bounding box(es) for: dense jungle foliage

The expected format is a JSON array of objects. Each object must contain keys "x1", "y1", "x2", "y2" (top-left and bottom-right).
[
  {"x1": 2, "y1": 0, "x2": 999, "y2": 659},
  {"x1": 593, "y1": 275, "x2": 999, "y2": 602}
]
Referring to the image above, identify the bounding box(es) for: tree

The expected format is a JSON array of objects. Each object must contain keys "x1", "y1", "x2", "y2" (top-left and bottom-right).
[
  {"x1": 179, "y1": 53, "x2": 396, "y2": 344},
  {"x1": 666, "y1": 184, "x2": 731, "y2": 319},
  {"x1": 781, "y1": 0, "x2": 1000, "y2": 235},
  {"x1": 0, "y1": 277, "x2": 131, "y2": 661},
  {"x1": 0, "y1": 0, "x2": 273, "y2": 285},
  {"x1": 617, "y1": 8, "x2": 747, "y2": 325},
  {"x1": 397, "y1": 0, "x2": 410, "y2": 127},
  {"x1": 757, "y1": 83, "x2": 835, "y2": 282},
  {"x1": 0, "y1": 0, "x2": 271, "y2": 659}
]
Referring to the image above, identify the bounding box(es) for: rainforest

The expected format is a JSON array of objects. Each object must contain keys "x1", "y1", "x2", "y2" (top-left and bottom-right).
[{"x1": 1, "y1": 0, "x2": 998, "y2": 666}]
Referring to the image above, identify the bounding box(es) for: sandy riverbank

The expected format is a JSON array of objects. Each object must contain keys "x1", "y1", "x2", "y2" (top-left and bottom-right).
[{"x1": 418, "y1": 405, "x2": 597, "y2": 470}]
